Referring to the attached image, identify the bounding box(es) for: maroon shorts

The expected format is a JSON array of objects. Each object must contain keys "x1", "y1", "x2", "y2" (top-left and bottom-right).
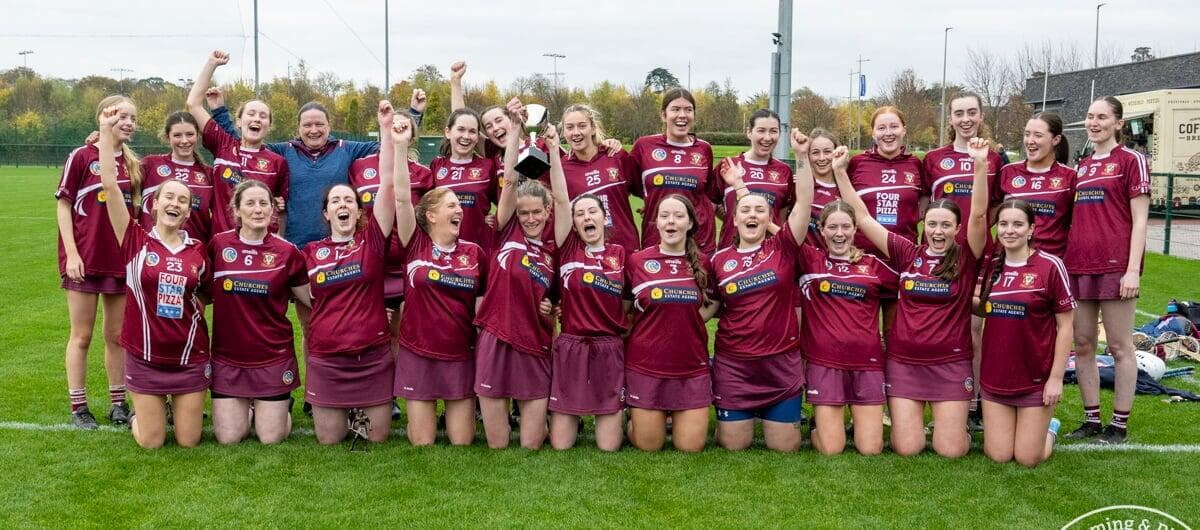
[
  {"x1": 383, "y1": 271, "x2": 406, "y2": 307},
  {"x1": 124, "y1": 353, "x2": 210, "y2": 396},
  {"x1": 982, "y1": 388, "x2": 1046, "y2": 408},
  {"x1": 393, "y1": 345, "x2": 475, "y2": 401},
  {"x1": 804, "y1": 363, "x2": 885, "y2": 406},
  {"x1": 61, "y1": 275, "x2": 125, "y2": 294},
  {"x1": 625, "y1": 370, "x2": 712, "y2": 411},
  {"x1": 304, "y1": 342, "x2": 394, "y2": 408},
  {"x1": 549, "y1": 334, "x2": 625, "y2": 415},
  {"x1": 712, "y1": 349, "x2": 804, "y2": 411},
  {"x1": 210, "y1": 356, "x2": 300, "y2": 399},
  {"x1": 1071, "y1": 272, "x2": 1126, "y2": 301},
  {"x1": 884, "y1": 358, "x2": 974, "y2": 402},
  {"x1": 474, "y1": 329, "x2": 551, "y2": 400}
]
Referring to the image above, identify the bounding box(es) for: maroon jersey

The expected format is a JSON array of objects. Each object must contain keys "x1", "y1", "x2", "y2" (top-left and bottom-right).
[
  {"x1": 557, "y1": 232, "x2": 629, "y2": 337},
  {"x1": 998, "y1": 161, "x2": 1077, "y2": 258},
  {"x1": 715, "y1": 154, "x2": 794, "y2": 249},
  {"x1": 885, "y1": 232, "x2": 980, "y2": 365},
  {"x1": 348, "y1": 154, "x2": 431, "y2": 216},
  {"x1": 712, "y1": 225, "x2": 802, "y2": 359},
  {"x1": 120, "y1": 223, "x2": 209, "y2": 365},
  {"x1": 396, "y1": 230, "x2": 488, "y2": 361},
  {"x1": 806, "y1": 177, "x2": 840, "y2": 248},
  {"x1": 626, "y1": 247, "x2": 715, "y2": 378},
  {"x1": 922, "y1": 145, "x2": 1002, "y2": 243},
  {"x1": 796, "y1": 245, "x2": 898, "y2": 370},
  {"x1": 208, "y1": 231, "x2": 307, "y2": 368},
  {"x1": 474, "y1": 220, "x2": 556, "y2": 357},
  {"x1": 1066, "y1": 146, "x2": 1151, "y2": 274},
  {"x1": 201, "y1": 120, "x2": 289, "y2": 234},
  {"x1": 302, "y1": 217, "x2": 388, "y2": 356},
  {"x1": 55, "y1": 144, "x2": 134, "y2": 277},
  {"x1": 981, "y1": 250, "x2": 1075, "y2": 395},
  {"x1": 139, "y1": 154, "x2": 214, "y2": 241},
  {"x1": 628, "y1": 134, "x2": 719, "y2": 254},
  {"x1": 848, "y1": 147, "x2": 924, "y2": 254},
  {"x1": 561, "y1": 149, "x2": 642, "y2": 253},
  {"x1": 429, "y1": 155, "x2": 499, "y2": 250}
]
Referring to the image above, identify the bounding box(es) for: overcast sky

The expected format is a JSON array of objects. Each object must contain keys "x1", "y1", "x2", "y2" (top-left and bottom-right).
[{"x1": 2, "y1": 0, "x2": 1197, "y2": 100}]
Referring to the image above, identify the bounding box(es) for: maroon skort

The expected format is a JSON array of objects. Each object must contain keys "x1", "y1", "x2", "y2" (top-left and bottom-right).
[
  {"x1": 711, "y1": 349, "x2": 804, "y2": 411},
  {"x1": 804, "y1": 363, "x2": 885, "y2": 406},
  {"x1": 210, "y1": 356, "x2": 300, "y2": 399},
  {"x1": 304, "y1": 342, "x2": 394, "y2": 408},
  {"x1": 124, "y1": 353, "x2": 210, "y2": 396},
  {"x1": 884, "y1": 358, "x2": 974, "y2": 402},
  {"x1": 549, "y1": 333, "x2": 625, "y2": 415}
]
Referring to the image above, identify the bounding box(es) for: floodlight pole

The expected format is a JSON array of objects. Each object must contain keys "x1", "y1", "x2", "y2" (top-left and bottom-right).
[
  {"x1": 939, "y1": 27, "x2": 952, "y2": 146},
  {"x1": 384, "y1": 0, "x2": 389, "y2": 92},
  {"x1": 771, "y1": 0, "x2": 793, "y2": 160},
  {"x1": 254, "y1": 0, "x2": 260, "y2": 96},
  {"x1": 17, "y1": 50, "x2": 33, "y2": 69}
]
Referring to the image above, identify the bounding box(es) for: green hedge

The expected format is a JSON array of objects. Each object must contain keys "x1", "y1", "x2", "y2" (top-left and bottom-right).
[{"x1": 695, "y1": 132, "x2": 749, "y2": 146}]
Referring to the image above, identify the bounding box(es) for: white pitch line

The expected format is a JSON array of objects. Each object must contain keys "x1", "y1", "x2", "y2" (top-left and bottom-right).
[
  {"x1": 1136, "y1": 309, "x2": 1158, "y2": 319},
  {"x1": 1057, "y1": 443, "x2": 1200, "y2": 453}
]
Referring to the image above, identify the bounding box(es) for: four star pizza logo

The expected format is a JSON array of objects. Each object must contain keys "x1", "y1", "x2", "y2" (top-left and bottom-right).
[
  {"x1": 256, "y1": 158, "x2": 270, "y2": 171},
  {"x1": 939, "y1": 158, "x2": 955, "y2": 171},
  {"x1": 262, "y1": 252, "x2": 277, "y2": 267},
  {"x1": 690, "y1": 153, "x2": 705, "y2": 165},
  {"x1": 156, "y1": 165, "x2": 172, "y2": 178},
  {"x1": 1103, "y1": 162, "x2": 1118, "y2": 176},
  {"x1": 363, "y1": 168, "x2": 378, "y2": 180},
  {"x1": 469, "y1": 168, "x2": 483, "y2": 180},
  {"x1": 1021, "y1": 272, "x2": 1037, "y2": 287},
  {"x1": 607, "y1": 167, "x2": 621, "y2": 181},
  {"x1": 904, "y1": 172, "x2": 916, "y2": 185},
  {"x1": 651, "y1": 148, "x2": 668, "y2": 161}
]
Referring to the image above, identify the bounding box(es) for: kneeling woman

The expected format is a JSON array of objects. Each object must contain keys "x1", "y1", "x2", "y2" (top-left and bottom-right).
[
  {"x1": 301, "y1": 101, "x2": 398, "y2": 445},
  {"x1": 97, "y1": 103, "x2": 209, "y2": 449},
  {"x1": 835, "y1": 137, "x2": 991, "y2": 458},
  {"x1": 390, "y1": 117, "x2": 486, "y2": 447},
  {"x1": 626, "y1": 194, "x2": 719, "y2": 452},
  {"x1": 708, "y1": 130, "x2": 814, "y2": 452},
  {"x1": 208, "y1": 180, "x2": 311, "y2": 444},
  {"x1": 978, "y1": 199, "x2": 1074, "y2": 467},
  {"x1": 473, "y1": 117, "x2": 559, "y2": 450},
  {"x1": 799, "y1": 147, "x2": 899, "y2": 456}
]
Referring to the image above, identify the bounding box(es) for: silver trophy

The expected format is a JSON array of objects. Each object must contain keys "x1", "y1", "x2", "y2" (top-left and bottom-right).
[{"x1": 515, "y1": 103, "x2": 551, "y2": 178}]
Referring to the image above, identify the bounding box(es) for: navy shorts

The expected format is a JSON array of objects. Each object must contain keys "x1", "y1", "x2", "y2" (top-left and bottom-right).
[{"x1": 716, "y1": 394, "x2": 803, "y2": 423}]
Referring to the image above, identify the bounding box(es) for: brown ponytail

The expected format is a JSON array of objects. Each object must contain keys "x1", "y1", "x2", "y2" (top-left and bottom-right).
[{"x1": 925, "y1": 199, "x2": 963, "y2": 282}]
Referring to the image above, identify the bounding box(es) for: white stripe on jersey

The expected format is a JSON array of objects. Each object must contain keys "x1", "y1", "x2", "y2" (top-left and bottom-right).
[
  {"x1": 212, "y1": 157, "x2": 242, "y2": 168},
  {"x1": 640, "y1": 165, "x2": 708, "y2": 178},
  {"x1": 306, "y1": 262, "x2": 339, "y2": 277},
  {"x1": 1037, "y1": 250, "x2": 1074, "y2": 301},
  {"x1": 212, "y1": 265, "x2": 286, "y2": 279},
  {"x1": 1126, "y1": 146, "x2": 1150, "y2": 189},
  {"x1": 855, "y1": 184, "x2": 921, "y2": 195},
  {"x1": 436, "y1": 180, "x2": 492, "y2": 190},
  {"x1": 180, "y1": 296, "x2": 203, "y2": 365},
  {"x1": 73, "y1": 179, "x2": 130, "y2": 216},
  {"x1": 631, "y1": 277, "x2": 688, "y2": 296},
  {"x1": 496, "y1": 241, "x2": 529, "y2": 271},
  {"x1": 722, "y1": 181, "x2": 787, "y2": 197},
  {"x1": 931, "y1": 173, "x2": 973, "y2": 189},
  {"x1": 58, "y1": 147, "x2": 86, "y2": 192},
  {"x1": 988, "y1": 287, "x2": 1044, "y2": 297},
  {"x1": 558, "y1": 261, "x2": 602, "y2": 288},
  {"x1": 583, "y1": 181, "x2": 626, "y2": 194},
  {"x1": 355, "y1": 183, "x2": 381, "y2": 193},
  {"x1": 126, "y1": 245, "x2": 152, "y2": 361},
  {"x1": 1076, "y1": 175, "x2": 1122, "y2": 187},
  {"x1": 141, "y1": 183, "x2": 163, "y2": 214}
]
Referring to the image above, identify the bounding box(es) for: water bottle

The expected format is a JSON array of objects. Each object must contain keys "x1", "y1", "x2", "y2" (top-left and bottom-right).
[{"x1": 1167, "y1": 299, "x2": 1178, "y2": 314}]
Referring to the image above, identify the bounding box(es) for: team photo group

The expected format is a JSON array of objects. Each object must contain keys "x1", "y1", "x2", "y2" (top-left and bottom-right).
[{"x1": 56, "y1": 49, "x2": 1150, "y2": 467}]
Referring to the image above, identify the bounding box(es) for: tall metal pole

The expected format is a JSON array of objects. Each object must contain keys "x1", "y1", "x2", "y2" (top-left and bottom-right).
[
  {"x1": 939, "y1": 27, "x2": 952, "y2": 146},
  {"x1": 384, "y1": 0, "x2": 390, "y2": 92},
  {"x1": 773, "y1": 0, "x2": 793, "y2": 160},
  {"x1": 253, "y1": 0, "x2": 260, "y2": 96},
  {"x1": 848, "y1": 71, "x2": 854, "y2": 143},
  {"x1": 17, "y1": 50, "x2": 33, "y2": 69},
  {"x1": 855, "y1": 55, "x2": 870, "y2": 150},
  {"x1": 1090, "y1": 2, "x2": 1105, "y2": 104},
  {"x1": 1041, "y1": 69, "x2": 1050, "y2": 113}
]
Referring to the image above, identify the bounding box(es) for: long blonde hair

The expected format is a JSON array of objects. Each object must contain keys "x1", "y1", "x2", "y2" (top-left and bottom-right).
[{"x1": 96, "y1": 95, "x2": 143, "y2": 201}]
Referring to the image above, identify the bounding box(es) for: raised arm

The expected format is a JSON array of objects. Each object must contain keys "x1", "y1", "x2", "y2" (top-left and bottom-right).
[
  {"x1": 97, "y1": 106, "x2": 131, "y2": 241},
  {"x1": 409, "y1": 88, "x2": 427, "y2": 130},
  {"x1": 831, "y1": 148, "x2": 890, "y2": 258},
  {"x1": 494, "y1": 114, "x2": 523, "y2": 229},
  {"x1": 390, "y1": 111, "x2": 417, "y2": 247},
  {"x1": 449, "y1": 61, "x2": 466, "y2": 111},
  {"x1": 965, "y1": 137, "x2": 991, "y2": 258},
  {"x1": 786, "y1": 130, "x2": 814, "y2": 244},
  {"x1": 373, "y1": 100, "x2": 397, "y2": 239},
  {"x1": 186, "y1": 50, "x2": 229, "y2": 131},
  {"x1": 548, "y1": 127, "x2": 572, "y2": 247}
]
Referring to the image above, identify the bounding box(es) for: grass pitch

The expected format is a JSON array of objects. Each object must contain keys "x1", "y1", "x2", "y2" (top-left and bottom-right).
[{"x1": 2, "y1": 165, "x2": 1199, "y2": 528}]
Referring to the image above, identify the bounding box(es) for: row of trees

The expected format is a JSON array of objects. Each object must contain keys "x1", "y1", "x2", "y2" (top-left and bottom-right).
[{"x1": 0, "y1": 42, "x2": 1157, "y2": 156}]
